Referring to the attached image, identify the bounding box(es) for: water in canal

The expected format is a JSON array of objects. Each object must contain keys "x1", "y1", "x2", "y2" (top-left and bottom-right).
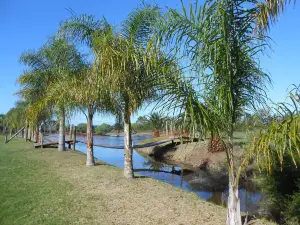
[{"x1": 50, "y1": 134, "x2": 262, "y2": 214}]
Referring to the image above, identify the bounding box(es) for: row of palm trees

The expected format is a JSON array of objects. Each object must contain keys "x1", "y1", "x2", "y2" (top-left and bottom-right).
[{"x1": 4, "y1": 1, "x2": 296, "y2": 225}]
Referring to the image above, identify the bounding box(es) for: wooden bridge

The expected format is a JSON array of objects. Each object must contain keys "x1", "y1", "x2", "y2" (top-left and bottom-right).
[
  {"x1": 33, "y1": 139, "x2": 76, "y2": 148},
  {"x1": 76, "y1": 136, "x2": 190, "y2": 149},
  {"x1": 33, "y1": 135, "x2": 190, "y2": 149}
]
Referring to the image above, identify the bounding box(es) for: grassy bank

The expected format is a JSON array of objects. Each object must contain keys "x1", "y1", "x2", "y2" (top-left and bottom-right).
[{"x1": 0, "y1": 136, "x2": 272, "y2": 225}]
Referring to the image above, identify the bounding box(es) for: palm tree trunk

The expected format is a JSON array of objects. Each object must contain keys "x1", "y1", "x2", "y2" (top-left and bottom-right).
[
  {"x1": 86, "y1": 107, "x2": 95, "y2": 166},
  {"x1": 123, "y1": 102, "x2": 134, "y2": 178},
  {"x1": 24, "y1": 121, "x2": 28, "y2": 142},
  {"x1": 153, "y1": 128, "x2": 160, "y2": 137},
  {"x1": 28, "y1": 126, "x2": 31, "y2": 141},
  {"x1": 58, "y1": 109, "x2": 65, "y2": 151},
  {"x1": 226, "y1": 128, "x2": 242, "y2": 225},
  {"x1": 227, "y1": 179, "x2": 242, "y2": 225},
  {"x1": 35, "y1": 126, "x2": 39, "y2": 143}
]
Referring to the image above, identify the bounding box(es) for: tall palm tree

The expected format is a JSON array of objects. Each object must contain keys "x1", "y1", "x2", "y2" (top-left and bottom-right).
[
  {"x1": 18, "y1": 38, "x2": 83, "y2": 150},
  {"x1": 47, "y1": 65, "x2": 116, "y2": 166},
  {"x1": 58, "y1": 15, "x2": 115, "y2": 166},
  {"x1": 93, "y1": 5, "x2": 166, "y2": 178},
  {"x1": 158, "y1": 1, "x2": 270, "y2": 224},
  {"x1": 59, "y1": 5, "x2": 164, "y2": 176}
]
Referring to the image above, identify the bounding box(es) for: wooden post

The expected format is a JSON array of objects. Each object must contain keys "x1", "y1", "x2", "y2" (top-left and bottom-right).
[{"x1": 72, "y1": 126, "x2": 76, "y2": 151}]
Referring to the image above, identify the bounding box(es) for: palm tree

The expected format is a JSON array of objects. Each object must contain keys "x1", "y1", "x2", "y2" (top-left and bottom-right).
[
  {"x1": 18, "y1": 38, "x2": 83, "y2": 150},
  {"x1": 146, "y1": 112, "x2": 166, "y2": 137},
  {"x1": 92, "y1": 5, "x2": 165, "y2": 178},
  {"x1": 158, "y1": 1, "x2": 270, "y2": 224},
  {"x1": 58, "y1": 15, "x2": 116, "y2": 166},
  {"x1": 46, "y1": 65, "x2": 116, "y2": 166},
  {"x1": 59, "y1": 5, "x2": 165, "y2": 176}
]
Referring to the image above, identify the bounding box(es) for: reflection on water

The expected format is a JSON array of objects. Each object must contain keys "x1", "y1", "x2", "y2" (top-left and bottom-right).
[{"x1": 48, "y1": 134, "x2": 263, "y2": 214}]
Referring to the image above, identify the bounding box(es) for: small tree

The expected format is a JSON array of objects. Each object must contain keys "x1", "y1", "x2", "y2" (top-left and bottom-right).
[
  {"x1": 76, "y1": 123, "x2": 87, "y2": 133},
  {"x1": 146, "y1": 112, "x2": 166, "y2": 137},
  {"x1": 95, "y1": 123, "x2": 112, "y2": 135}
]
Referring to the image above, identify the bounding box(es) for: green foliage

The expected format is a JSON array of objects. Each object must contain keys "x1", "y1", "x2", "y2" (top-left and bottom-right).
[
  {"x1": 256, "y1": 0, "x2": 295, "y2": 32},
  {"x1": 76, "y1": 123, "x2": 87, "y2": 133},
  {"x1": 255, "y1": 155, "x2": 300, "y2": 224},
  {"x1": 252, "y1": 85, "x2": 300, "y2": 173},
  {"x1": 95, "y1": 123, "x2": 112, "y2": 135},
  {"x1": 234, "y1": 110, "x2": 274, "y2": 132},
  {"x1": 57, "y1": 14, "x2": 117, "y2": 120},
  {"x1": 159, "y1": 0, "x2": 270, "y2": 136},
  {"x1": 131, "y1": 116, "x2": 152, "y2": 132},
  {"x1": 146, "y1": 112, "x2": 166, "y2": 130},
  {"x1": 284, "y1": 192, "x2": 300, "y2": 225},
  {"x1": 0, "y1": 114, "x2": 5, "y2": 132},
  {"x1": 18, "y1": 38, "x2": 85, "y2": 126},
  {"x1": 4, "y1": 101, "x2": 28, "y2": 130}
]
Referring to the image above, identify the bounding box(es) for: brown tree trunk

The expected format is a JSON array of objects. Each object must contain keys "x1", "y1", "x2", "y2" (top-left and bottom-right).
[
  {"x1": 153, "y1": 128, "x2": 160, "y2": 137},
  {"x1": 123, "y1": 102, "x2": 134, "y2": 178},
  {"x1": 86, "y1": 107, "x2": 95, "y2": 166},
  {"x1": 58, "y1": 109, "x2": 65, "y2": 151}
]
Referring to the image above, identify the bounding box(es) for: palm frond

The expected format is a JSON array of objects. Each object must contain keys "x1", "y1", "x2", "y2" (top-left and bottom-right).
[
  {"x1": 120, "y1": 4, "x2": 161, "y2": 47},
  {"x1": 58, "y1": 14, "x2": 110, "y2": 47}
]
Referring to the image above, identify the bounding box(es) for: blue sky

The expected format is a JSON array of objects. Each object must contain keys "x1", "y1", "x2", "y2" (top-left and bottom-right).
[{"x1": 0, "y1": 0, "x2": 299, "y2": 125}]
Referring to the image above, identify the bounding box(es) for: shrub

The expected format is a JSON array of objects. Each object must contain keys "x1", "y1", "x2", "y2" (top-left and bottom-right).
[
  {"x1": 76, "y1": 123, "x2": 87, "y2": 133},
  {"x1": 95, "y1": 123, "x2": 112, "y2": 135},
  {"x1": 255, "y1": 155, "x2": 300, "y2": 224}
]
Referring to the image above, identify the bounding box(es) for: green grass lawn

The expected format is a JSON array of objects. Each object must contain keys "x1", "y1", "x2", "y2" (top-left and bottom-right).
[
  {"x1": 0, "y1": 136, "x2": 273, "y2": 225},
  {"x1": 0, "y1": 137, "x2": 82, "y2": 225}
]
